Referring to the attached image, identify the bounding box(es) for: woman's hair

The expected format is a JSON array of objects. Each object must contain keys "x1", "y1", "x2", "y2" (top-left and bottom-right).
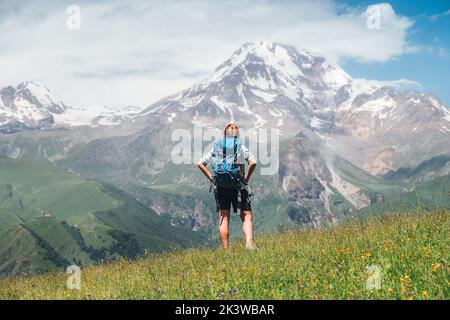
[{"x1": 224, "y1": 123, "x2": 239, "y2": 137}]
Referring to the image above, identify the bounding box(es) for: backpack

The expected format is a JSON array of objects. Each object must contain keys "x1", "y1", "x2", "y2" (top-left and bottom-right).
[{"x1": 212, "y1": 137, "x2": 242, "y2": 188}]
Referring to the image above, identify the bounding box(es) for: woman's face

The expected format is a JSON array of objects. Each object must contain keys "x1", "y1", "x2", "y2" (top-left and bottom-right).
[{"x1": 225, "y1": 124, "x2": 239, "y2": 137}]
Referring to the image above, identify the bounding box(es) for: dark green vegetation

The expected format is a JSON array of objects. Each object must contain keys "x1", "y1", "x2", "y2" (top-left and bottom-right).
[{"x1": 0, "y1": 157, "x2": 206, "y2": 278}]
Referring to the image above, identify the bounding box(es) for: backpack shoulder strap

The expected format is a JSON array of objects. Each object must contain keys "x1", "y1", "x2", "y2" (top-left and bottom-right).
[
  {"x1": 233, "y1": 137, "x2": 238, "y2": 164},
  {"x1": 222, "y1": 137, "x2": 227, "y2": 159},
  {"x1": 212, "y1": 140, "x2": 219, "y2": 172}
]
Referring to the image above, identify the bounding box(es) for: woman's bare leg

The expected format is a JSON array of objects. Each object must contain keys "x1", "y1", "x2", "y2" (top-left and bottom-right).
[
  {"x1": 240, "y1": 210, "x2": 253, "y2": 249},
  {"x1": 219, "y1": 210, "x2": 230, "y2": 249}
]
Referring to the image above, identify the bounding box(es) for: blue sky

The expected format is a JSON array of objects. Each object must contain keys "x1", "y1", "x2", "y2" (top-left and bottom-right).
[
  {"x1": 0, "y1": 0, "x2": 448, "y2": 108},
  {"x1": 339, "y1": 0, "x2": 450, "y2": 106}
]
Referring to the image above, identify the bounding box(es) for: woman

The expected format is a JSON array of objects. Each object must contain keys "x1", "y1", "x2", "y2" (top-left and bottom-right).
[{"x1": 197, "y1": 124, "x2": 257, "y2": 249}]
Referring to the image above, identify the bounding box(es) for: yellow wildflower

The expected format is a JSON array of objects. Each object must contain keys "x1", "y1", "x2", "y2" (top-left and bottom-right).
[{"x1": 431, "y1": 263, "x2": 442, "y2": 272}]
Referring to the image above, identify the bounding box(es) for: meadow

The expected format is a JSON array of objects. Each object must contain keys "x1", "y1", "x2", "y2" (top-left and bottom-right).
[{"x1": 0, "y1": 209, "x2": 448, "y2": 300}]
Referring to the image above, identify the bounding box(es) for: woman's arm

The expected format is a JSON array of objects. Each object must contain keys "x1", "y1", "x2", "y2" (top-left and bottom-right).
[
  {"x1": 245, "y1": 159, "x2": 257, "y2": 183},
  {"x1": 197, "y1": 162, "x2": 212, "y2": 180},
  {"x1": 197, "y1": 148, "x2": 214, "y2": 182},
  {"x1": 240, "y1": 145, "x2": 257, "y2": 183}
]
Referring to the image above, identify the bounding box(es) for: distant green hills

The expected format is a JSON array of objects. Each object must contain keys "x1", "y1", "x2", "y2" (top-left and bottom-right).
[
  {"x1": 0, "y1": 157, "x2": 206, "y2": 278},
  {"x1": 383, "y1": 154, "x2": 450, "y2": 183},
  {"x1": 354, "y1": 175, "x2": 450, "y2": 218}
]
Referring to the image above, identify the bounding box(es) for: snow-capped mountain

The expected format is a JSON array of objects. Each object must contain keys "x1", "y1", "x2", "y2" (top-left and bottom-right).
[
  {"x1": 328, "y1": 86, "x2": 450, "y2": 174},
  {"x1": 144, "y1": 41, "x2": 358, "y2": 129},
  {"x1": 142, "y1": 41, "x2": 450, "y2": 174},
  {"x1": 0, "y1": 82, "x2": 141, "y2": 133},
  {"x1": 0, "y1": 82, "x2": 66, "y2": 133}
]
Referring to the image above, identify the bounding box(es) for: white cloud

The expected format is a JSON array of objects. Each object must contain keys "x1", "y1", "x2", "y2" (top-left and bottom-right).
[
  {"x1": 0, "y1": 0, "x2": 416, "y2": 108},
  {"x1": 430, "y1": 9, "x2": 450, "y2": 22},
  {"x1": 355, "y1": 78, "x2": 422, "y2": 91}
]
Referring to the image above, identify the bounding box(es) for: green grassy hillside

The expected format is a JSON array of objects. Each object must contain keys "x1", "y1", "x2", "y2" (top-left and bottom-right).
[
  {"x1": 0, "y1": 209, "x2": 448, "y2": 300},
  {"x1": 353, "y1": 175, "x2": 450, "y2": 219},
  {"x1": 332, "y1": 156, "x2": 407, "y2": 200},
  {"x1": 0, "y1": 157, "x2": 207, "y2": 278},
  {"x1": 0, "y1": 156, "x2": 119, "y2": 224},
  {"x1": 383, "y1": 154, "x2": 450, "y2": 183}
]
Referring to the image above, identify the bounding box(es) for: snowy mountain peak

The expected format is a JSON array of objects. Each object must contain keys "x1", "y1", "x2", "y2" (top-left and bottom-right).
[
  {"x1": 17, "y1": 81, "x2": 53, "y2": 102},
  {"x1": 1, "y1": 81, "x2": 65, "y2": 114},
  {"x1": 147, "y1": 42, "x2": 356, "y2": 125},
  {"x1": 17, "y1": 81, "x2": 49, "y2": 93},
  {"x1": 198, "y1": 41, "x2": 352, "y2": 93},
  {"x1": 143, "y1": 41, "x2": 450, "y2": 154},
  {"x1": 0, "y1": 82, "x2": 65, "y2": 132}
]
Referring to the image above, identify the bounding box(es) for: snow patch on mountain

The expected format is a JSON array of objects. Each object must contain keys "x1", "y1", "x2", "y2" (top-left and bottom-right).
[
  {"x1": 211, "y1": 96, "x2": 235, "y2": 119},
  {"x1": 428, "y1": 97, "x2": 450, "y2": 122},
  {"x1": 310, "y1": 116, "x2": 331, "y2": 129},
  {"x1": 251, "y1": 89, "x2": 277, "y2": 102},
  {"x1": 167, "y1": 112, "x2": 177, "y2": 123},
  {"x1": 269, "y1": 108, "x2": 284, "y2": 118},
  {"x1": 254, "y1": 113, "x2": 267, "y2": 128},
  {"x1": 357, "y1": 96, "x2": 397, "y2": 120},
  {"x1": 235, "y1": 84, "x2": 253, "y2": 115},
  {"x1": 54, "y1": 105, "x2": 142, "y2": 127},
  {"x1": 179, "y1": 94, "x2": 205, "y2": 111}
]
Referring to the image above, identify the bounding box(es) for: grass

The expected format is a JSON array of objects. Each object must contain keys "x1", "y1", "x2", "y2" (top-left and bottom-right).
[
  {"x1": 0, "y1": 209, "x2": 448, "y2": 300},
  {"x1": 0, "y1": 156, "x2": 120, "y2": 224}
]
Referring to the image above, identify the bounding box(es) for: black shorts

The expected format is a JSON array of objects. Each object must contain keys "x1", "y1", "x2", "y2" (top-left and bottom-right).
[{"x1": 214, "y1": 187, "x2": 252, "y2": 213}]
